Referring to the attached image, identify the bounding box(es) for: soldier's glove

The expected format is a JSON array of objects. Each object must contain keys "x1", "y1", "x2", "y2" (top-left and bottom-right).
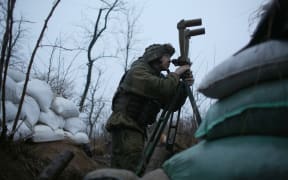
[{"x1": 182, "y1": 70, "x2": 194, "y2": 86}]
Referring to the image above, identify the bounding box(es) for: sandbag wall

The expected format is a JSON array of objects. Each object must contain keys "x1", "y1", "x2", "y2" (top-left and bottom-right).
[
  {"x1": 196, "y1": 40, "x2": 288, "y2": 139},
  {"x1": 0, "y1": 69, "x2": 89, "y2": 144},
  {"x1": 161, "y1": 40, "x2": 288, "y2": 179}
]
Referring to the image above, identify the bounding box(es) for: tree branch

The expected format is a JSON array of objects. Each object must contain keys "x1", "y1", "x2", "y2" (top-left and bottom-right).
[
  {"x1": 39, "y1": 44, "x2": 86, "y2": 51},
  {"x1": 79, "y1": 0, "x2": 120, "y2": 112},
  {"x1": 1, "y1": 0, "x2": 16, "y2": 140}
]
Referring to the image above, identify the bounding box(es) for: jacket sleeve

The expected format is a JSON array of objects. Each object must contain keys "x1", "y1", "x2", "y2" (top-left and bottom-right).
[
  {"x1": 120, "y1": 65, "x2": 181, "y2": 105},
  {"x1": 169, "y1": 82, "x2": 188, "y2": 112}
]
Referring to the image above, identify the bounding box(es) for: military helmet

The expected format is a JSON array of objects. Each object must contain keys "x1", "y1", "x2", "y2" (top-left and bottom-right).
[{"x1": 143, "y1": 43, "x2": 175, "y2": 62}]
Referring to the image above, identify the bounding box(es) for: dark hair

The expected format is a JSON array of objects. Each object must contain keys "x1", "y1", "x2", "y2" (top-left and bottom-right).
[
  {"x1": 236, "y1": 0, "x2": 288, "y2": 53},
  {"x1": 249, "y1": 0, "x2": 288, "y2": 45}
]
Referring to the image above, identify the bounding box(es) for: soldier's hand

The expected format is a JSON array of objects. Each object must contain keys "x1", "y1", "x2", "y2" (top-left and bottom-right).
[
  {"x1": 183, "y1": 70, "x2": 194, "y2": 86},
  {"x1": 174, "y1": 65, "x2": 190, "y2": 76}
]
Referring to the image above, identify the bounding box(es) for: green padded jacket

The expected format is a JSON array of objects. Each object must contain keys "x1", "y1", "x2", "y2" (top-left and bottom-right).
[{"x1": 106, "y1": 58, "x2": 186, "y2": 134}]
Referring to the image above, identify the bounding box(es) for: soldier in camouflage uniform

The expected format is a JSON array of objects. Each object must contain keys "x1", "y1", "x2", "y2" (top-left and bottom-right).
[{"x1": 106, "y1": 43, "x2": 193, "y2": 173}]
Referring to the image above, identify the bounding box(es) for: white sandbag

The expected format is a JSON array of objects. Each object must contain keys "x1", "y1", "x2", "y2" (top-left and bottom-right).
[
  {"x1": 64, "y1": 117, "x2": 86, "y2": 135},
  {"x1": 58, "y1": 117, "x2": 65, "y2": 129},
  {"x1": 51, "y1": 97, "x2": 79, "y2": 118},
  {"x1": 54, "y1": 128, "x2": 65, "y2": 136},
  {"x1": 39, "y1": 109, "x2": 64, "y2": 130},
  {"x1": 20, "y1": 95, "x2": 40, "y2": 130},
  {"x1": 7, "y1": 69, "x2": 26, "y2": 82},
  {"x1": 18, "y1": 79, "x2": 54, "y2": 112},
  {"x1": 0, "y1": 101, "x2": 19, "y2": 122},
  {"x1": 69, "y1": 132, "x2": 89, "y2": 144},
  {"x1": 198, "y1": 40, "x2": 288, "y2": 99},
  {"x1": 7, "y1": 120, "x2": 33, "y2": 141},
  {"x1": 63, "y1": 130, "x2": 74, "y2": 139},
  {"x1": 32, "y1": 124, "x2": 64, "y2": 143},
  {"x1": 3, "y1": 76, "x2": 21, "y2": 103}
]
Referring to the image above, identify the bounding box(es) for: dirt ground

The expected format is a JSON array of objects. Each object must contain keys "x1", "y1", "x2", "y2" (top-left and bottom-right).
[
  {"x1": 0, "y1": 126, "x2": 197, "y2": 180},
  {"x1": 0, "y1": 140, "x2": 107, "y2": 180}
]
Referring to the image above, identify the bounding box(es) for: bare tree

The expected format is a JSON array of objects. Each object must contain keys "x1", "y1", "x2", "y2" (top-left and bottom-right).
[
  {"x1": 80, "y1": 68, "x2": 106, "y2": 138},
  {"x1": 1, "y1": 1, "x2": 32, "y2": 72},
  {"x1": 34, "y1": 38, "x2": 80, "y2": 99},
  {"x1": 0, "y1": 0, "x2": 16, "y2": 140},
  {"x1": 78, "y1": 0, "x2": 122, "y2": 112},
  {"x1": 1, "y1": 0, "x2": 36, "y2": 141},
  {"x1": 117, "y1": 5, "x2": 142, "y2": 72},
  {"x1": 88, "y1": 100, "x2": 105, "y2": 138},
  {"x1": 0, "y1": 0, "x2": 8, "y2": 44}
]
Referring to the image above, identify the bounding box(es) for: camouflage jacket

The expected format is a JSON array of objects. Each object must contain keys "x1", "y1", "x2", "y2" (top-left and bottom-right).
[{"x1": 106, "y1": 58, "x2": 187, "y2": 134}]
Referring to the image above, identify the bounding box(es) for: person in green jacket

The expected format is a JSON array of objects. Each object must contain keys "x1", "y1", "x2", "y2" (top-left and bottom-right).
[{"x1": 106, "y1": 43, "x2": 193, "y2": 173}]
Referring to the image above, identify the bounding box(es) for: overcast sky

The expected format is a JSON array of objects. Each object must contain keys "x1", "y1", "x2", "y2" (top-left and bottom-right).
[{"x1": 15, "y1": 0, "x2": 267, "y2": 102}]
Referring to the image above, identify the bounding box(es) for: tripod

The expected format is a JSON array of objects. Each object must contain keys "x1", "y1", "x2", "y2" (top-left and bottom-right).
[
  {"x1": 136, "y1": 19, "x2": 205, "y2": 176},
  {"x1": 135, "y1": 81, "x2": 201, "y2": 175}
]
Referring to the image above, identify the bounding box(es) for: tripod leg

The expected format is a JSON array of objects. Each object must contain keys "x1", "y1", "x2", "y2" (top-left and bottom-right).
[
  {"x1": 166, "y1": 108, "x2": 181, "y2": 151},
  {"x1": 185, "y1": 83, "x2": 202, "y2": 125},
  {"x1": 136, "y1": 109, "x2": 172, "y2": 175},
  {"x1": 136, "y1": 84, "x2": 184, "y2": 175}
]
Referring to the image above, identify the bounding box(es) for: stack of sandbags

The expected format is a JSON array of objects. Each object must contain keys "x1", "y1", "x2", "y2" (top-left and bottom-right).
[
  {"x1": 49, "y1": 96, "x2": 89, "y2": 144},
  {"x1": 0, "y1": 70, "x2": 89, "y2": 144},
  {"x1": 196, "y1": 40, "x2": 288, "y2": 139},
  {"x1": 0, "y1": 71, "x2": 39, "y2": 141},
  {"x1": 160, "y1": 40, "x2": 288, "y2": 179},
  {"x1": 162, "y1": 136, "x2": 288, "y2": 179}
]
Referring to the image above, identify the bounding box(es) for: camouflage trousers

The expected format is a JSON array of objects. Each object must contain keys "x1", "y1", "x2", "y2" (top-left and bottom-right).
[{"x1": 110, "y1": 128, "x2": 144, "y2": 173}]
